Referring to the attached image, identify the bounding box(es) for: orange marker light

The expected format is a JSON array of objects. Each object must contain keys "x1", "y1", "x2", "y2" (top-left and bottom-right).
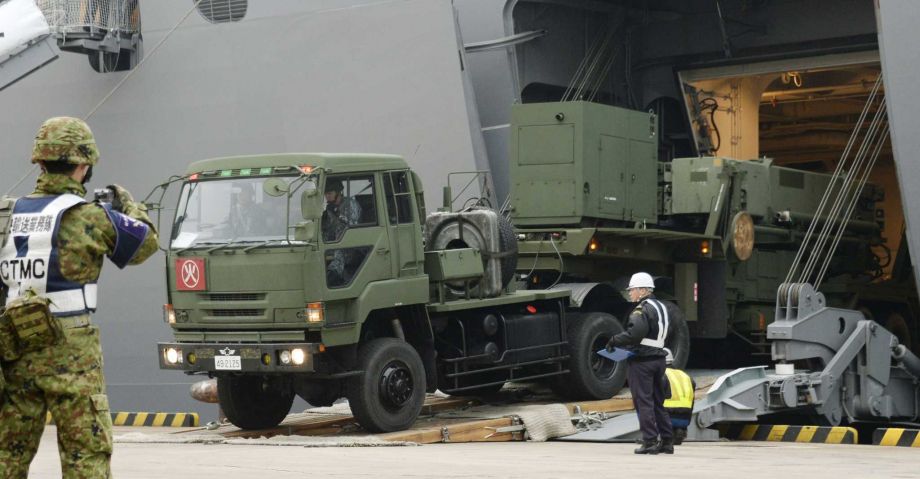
[
  {"x1": 701, "y1": 240, "x2": 710, "y2": 255},
  {"x1": 188, "y1": 173, "x2": 199, "y2": 182},
  {"x1": 526, "y1": 305, "x2": 537, "y2": 314},
  {"x1": 300, "y1": 165, "x2": 313, "y2": 174},
  {"x1": 589, "y1": 239, "x2": 599, "y2": 252}
]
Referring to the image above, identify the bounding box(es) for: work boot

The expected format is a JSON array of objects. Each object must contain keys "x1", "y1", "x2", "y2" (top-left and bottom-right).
[
  {"x1": 674, "y1": 428, "x2": 687, "y2": 446},
  {"x1": 634, "y1": 439, "x2": 660, "y2": 455},
  {"x1": 658, "y1": 436, "x2": 675, "y2": 454}
]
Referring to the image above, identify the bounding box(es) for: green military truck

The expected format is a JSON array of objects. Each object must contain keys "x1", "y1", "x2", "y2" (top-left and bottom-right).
[
  {"x1": 510, "y1": 101, "x2": 917, "y2": 366},
  {"x1": 157, "y1": 154, "x2": 626, "y2": 432}
]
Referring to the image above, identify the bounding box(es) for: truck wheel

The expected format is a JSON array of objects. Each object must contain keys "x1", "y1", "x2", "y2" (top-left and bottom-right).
[
  {"x1": 347, "y1": 338, "x2": 426, "y2": 433},
  {"x1": 217, "y1": 375, "x2": 294, "y2": 430},
  {"x1": 552, "y1": 312, "x2": 627, "y2": 400},
  {"x1": 667, "y1": 313, "x2": 691, "y2": 369}
]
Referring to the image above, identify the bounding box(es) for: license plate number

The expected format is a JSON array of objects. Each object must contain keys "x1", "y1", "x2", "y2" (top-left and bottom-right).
[{"x1": 215, "y1": 356, "x2": 241, "y2": 370}]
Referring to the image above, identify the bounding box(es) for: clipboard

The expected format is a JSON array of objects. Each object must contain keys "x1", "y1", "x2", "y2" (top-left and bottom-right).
[{"x1": 596, "y1": 347, "x2": 634, "y2": 361}]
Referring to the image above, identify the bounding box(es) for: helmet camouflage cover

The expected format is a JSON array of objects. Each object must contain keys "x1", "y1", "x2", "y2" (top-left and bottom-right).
[{"x1": 31, "y1": 117, "x2": 100, "y2": 165}]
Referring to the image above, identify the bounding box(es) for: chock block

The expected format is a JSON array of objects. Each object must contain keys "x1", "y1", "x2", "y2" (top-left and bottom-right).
[
  {"x1": 720, "y1": 424, "x2": 857, "y2": 444},
  {"x1": 46, "y1": 411, "x2": 199, "y2": 427},
  {"x1": 873, "y1": 428, "x2": 920, "y2": 447}
]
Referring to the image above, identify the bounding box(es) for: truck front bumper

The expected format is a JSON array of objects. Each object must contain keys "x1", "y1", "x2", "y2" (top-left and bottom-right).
[{"x1": 158, "y1": 342, "x2": 323, "y2": 373}]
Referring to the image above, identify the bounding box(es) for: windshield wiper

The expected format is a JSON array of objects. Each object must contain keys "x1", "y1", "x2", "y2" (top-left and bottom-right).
[
  {"x1": 242, "y1": 240, "x2": 289, "y2": 253},
  {"x1": 206, "y1": 238, "x2": 239, "y2": 254}
]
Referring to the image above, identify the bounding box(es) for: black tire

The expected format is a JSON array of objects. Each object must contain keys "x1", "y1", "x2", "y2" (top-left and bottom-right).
[
  {"x1": 217, "y1": 375, "x2": 294, "y2": 430},
  {"x1": 551, "y1": 312, "x2": 628, "y2": 400},
  {"x1": 347, "y1": 338, "x2": 426, "y2": 433},
  {"x1": 496, "y1": 214, "x2": 518, "y2": 290},
  {"x1": 667, "y1": 312, "x2": 691, "y2": 369}
]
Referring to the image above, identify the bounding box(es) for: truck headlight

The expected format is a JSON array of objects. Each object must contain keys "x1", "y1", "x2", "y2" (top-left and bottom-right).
[
  {"x1": 279, "y1": 350, "x2": 292, "y2": 365},
  {"x1": 291, "y1": 348, "x2": 306, "y2": 366},
  {"x1": 164, "y1": 347, "x2": 182, "y2": 365}
]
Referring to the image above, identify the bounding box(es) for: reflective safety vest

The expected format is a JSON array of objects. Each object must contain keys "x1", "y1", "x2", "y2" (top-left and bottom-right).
[
  {"x1": 0, "y1": 194, "x2": 98, "y2": 316},
  {"x1": 663, "y1": 368, "x2": 694, "y2": 410},
  {"x1": 0, "y1": 194, "x2": 150, "y2": 316},
  {"x1": 639, "y1": 297, "x2": 669, "y2": 349}
]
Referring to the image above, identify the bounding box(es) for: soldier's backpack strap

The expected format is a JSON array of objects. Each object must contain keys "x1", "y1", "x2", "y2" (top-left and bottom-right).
[
  {"x1": 0, "y1": 196, "x2": 17, "y2": 305},
  {"x1": 0, "y1": 196, "x2": 15, "y2": 246}
]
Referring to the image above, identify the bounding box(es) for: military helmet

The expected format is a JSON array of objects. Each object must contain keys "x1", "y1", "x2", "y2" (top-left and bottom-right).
[{"x1": 31, "y1": 117, "x2": 100, "y2": 165}]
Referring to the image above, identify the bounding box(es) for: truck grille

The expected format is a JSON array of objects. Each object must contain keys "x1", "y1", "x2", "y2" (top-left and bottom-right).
[
  {"x1": 200, "y1": 293, "x2": 266, "y2": 302},
  {"x1": 206, "y1": 309, "x2": 265, "y2": 317}
]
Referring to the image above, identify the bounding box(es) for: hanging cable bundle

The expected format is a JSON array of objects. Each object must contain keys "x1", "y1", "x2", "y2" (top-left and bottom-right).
[{"x1": 784, "y1": 75, "x2": 889, "y2": 289}]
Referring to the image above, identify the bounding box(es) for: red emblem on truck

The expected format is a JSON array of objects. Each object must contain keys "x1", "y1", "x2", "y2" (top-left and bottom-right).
[{"x1": 176, "y1": 258, "x2": 206, "y2": 291}]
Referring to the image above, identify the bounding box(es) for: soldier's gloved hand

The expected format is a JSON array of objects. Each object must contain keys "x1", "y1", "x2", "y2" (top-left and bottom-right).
[
  {"x1": 605, "y1": 337, "x2": 617, "y2": 353},
  {"x1": 107, "y1": 184, "x2": 135, "y2": 213}
]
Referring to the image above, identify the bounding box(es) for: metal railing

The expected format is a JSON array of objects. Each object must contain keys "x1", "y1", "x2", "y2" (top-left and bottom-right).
[{"x1": 36, "y1": 0, "x2": 139, "y2": 35}]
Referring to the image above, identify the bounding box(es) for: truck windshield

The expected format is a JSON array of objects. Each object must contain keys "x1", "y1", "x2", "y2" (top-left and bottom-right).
[{"x1": 170, "y1": 176, "x2": 315, "y2": 249}]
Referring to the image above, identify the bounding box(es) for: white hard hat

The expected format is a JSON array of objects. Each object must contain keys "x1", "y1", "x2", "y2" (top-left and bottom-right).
[
  {"x1": 627, "y1": 272, "x2": 655, "y2": 290},
  {"x1": 664, "y1": 348, "x2": 674, "y2": 365}
]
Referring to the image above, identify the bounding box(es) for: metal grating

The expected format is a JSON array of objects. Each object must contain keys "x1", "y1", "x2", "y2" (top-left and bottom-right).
[
  {"x1": 206, "y1": 309, "x2": 264, "y2": 317},
  {"x1": 36, "y1": 0, "x2": 140, "y2": 34},
  {"x1": 200, "y1": 293, "x2": 266, "y2": 302},
  {"x1": 195, "y1": 0, "x2": 247, "y2": 24}
]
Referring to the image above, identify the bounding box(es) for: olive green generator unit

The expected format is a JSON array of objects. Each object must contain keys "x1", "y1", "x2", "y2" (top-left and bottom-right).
[
  {"x1": 511, "y1": 102, "x2": 913, "y2": 367},
  {"x1": 510, "y1": 101, "x2": 658, "y2": 226},
  {"x1": 156, "y1": 153, "x2": 627, "y2": 434}
]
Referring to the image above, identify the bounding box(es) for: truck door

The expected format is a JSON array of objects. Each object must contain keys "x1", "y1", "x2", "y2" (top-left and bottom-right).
[
  {"x1": 321, "y1": 174, "x2": 392, "y2": 298},
  {"x1": 383, "y1": 170, "x2": 423, "y2": 278}
]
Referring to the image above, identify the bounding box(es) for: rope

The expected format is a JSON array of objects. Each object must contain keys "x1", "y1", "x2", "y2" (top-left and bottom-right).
[{"x1": 3, "y1": 0, "x2": 205, "y2": 197}]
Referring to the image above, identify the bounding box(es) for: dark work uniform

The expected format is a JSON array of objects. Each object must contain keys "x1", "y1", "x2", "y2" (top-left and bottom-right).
[{"x1": 611, "y1": 294, "x2": 680, "y2": 442}]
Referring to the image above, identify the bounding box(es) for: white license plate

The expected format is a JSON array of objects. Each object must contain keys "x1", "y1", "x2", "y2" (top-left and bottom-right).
[{"x1": 215, "y1": 356, "x2": 242, "y2": 371}]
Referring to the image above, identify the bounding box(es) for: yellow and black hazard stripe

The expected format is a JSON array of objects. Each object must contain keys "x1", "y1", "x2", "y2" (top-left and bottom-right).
[
  {"x1": 47, "y1": 411, "x2": 199, "y2": 427},
  {"x1": 720, "y1": 424, "x2": 858, "y2": 444},
  {"x1": 873, "y1": 428, "x2": 920, "y2": 447}
]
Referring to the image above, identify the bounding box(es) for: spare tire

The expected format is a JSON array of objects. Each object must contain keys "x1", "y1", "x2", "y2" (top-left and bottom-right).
[{"x1": 426, "y1": 207, "x2": 518, "y2": 296}]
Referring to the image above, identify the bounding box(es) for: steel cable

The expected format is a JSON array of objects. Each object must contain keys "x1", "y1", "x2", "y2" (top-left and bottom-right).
[
  {"x1": 784, "y1": 75, "x2": 884, "y2": 284},
  {"x1": 799, "y1": 96, "x2": 887, "y2": 284}
]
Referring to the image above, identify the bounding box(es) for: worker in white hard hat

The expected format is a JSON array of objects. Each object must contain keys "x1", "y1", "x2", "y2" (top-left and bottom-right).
[
  {"x1": 662, "y1": 348, "x2": 695, "y2": 445},
  {"x1": 606, "y1": 272, "x2": 684, "y2": 454}
]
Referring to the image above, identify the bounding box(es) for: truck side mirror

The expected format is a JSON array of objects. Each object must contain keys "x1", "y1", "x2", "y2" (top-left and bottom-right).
[
  {"x1": 301, "y1": 189, "x2": 322, "y2": 220},
  {"x1": 263, "y1": 178, "x2": 289, "y2": 197}
]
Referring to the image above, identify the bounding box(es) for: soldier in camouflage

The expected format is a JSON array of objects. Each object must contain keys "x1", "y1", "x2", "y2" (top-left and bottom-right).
[
  {"x1": 0, "y1": 117, "x2": 159, "y2": 478},
  {"x1": 322, "y1": 178, "x2": 362, "y2": 286}
]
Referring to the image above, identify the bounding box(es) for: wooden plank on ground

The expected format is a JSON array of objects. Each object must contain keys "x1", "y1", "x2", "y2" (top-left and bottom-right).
[
  {"x1": 380, "y1": 417, "x2": 521, "y2": 444},
  {"x1": 221, "y1": 415, "x2": 356, "y2": 439}
]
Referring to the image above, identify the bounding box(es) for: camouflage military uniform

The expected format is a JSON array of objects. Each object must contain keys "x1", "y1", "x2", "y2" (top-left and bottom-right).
[
  {"x1": 0, "y1": 118, "x2": 158, "y2": 478},
  {"x1": 322, "y1": 196, "x2": 362, "y2": 285}
]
